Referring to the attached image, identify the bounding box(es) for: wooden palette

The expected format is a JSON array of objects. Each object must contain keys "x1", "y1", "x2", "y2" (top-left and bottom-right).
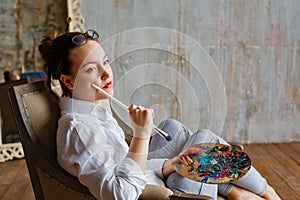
[{"x1": 172, "y1": 143, "x2": 251, "y2": 184}]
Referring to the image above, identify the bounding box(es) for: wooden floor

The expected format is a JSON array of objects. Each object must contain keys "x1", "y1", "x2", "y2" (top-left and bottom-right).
[{"x1": 0, "y1": 142, "x2": 299, "y2": 200}]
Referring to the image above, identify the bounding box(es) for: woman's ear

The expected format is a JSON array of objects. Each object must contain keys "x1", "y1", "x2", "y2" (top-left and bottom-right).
[{"x1": 60, "y1": 74, "x2": 74, "y2": 90}]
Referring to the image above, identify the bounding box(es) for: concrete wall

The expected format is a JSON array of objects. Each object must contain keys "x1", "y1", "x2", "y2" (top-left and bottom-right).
[
  {"x1": 0, "y1": 0, "x2": 67, "y2": 80},
  {"x1": 82, "y1": 0, "x2": 300, "y2": 143}
]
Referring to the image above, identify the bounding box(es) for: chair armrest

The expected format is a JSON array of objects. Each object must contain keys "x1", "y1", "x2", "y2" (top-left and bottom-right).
[
  {"x1": 139, "y1": 184, "x2": 216, "y2": 200},
  {"x1": 170, "y1": 192, "x2": 213, "y2": 199},
  {"x1": 139, "y1": 184, "x2": 173, "y2": 200}
]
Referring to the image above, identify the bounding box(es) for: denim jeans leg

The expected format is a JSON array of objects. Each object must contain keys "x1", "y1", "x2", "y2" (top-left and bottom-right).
[{"x1": 148, "y1": 119, "x2": 193, "y2": 159}]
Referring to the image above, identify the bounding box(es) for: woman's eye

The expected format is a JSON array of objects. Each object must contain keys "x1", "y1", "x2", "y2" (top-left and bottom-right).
[
  {"x1": 103, "y1": 59, "x2": 109, "y2": 65},
  {"x1": 86, "y1": 67, "x2": 97, "y2": 73}
]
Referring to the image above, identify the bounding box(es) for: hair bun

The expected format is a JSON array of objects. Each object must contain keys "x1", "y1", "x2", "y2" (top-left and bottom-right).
[{"x1": 38, "y1": 32, "x2": 58, "y2": 63}]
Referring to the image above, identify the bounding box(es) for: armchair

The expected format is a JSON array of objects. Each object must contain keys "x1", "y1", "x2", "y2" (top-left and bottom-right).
[{"x1": 9, "y1": 81, "x2": 215, "y2": 200}]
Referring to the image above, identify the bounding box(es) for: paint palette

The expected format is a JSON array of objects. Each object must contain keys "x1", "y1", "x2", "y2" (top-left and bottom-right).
[{"x1": 172, "y1": 143, "x2": 251, "y2": 184}]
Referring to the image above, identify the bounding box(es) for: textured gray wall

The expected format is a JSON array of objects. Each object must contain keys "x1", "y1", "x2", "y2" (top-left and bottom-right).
[
  {"x1": 0, "y1": 0, "x2": 66, "y2": 78},
  {"x1": 82, "y1": 0, "x2": 300, "y2": 143}
]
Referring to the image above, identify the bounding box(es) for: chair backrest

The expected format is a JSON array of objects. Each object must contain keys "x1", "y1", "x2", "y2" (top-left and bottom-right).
[
  {"x1": 9, "y1": 81, "x2": 95, "y2": 200},
  {"x1": 0, "y1": 79, "x2": 27, "y2": 143}
]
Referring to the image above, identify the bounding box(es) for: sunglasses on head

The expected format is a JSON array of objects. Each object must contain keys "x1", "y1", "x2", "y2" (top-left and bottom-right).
[
  {"x1": 71, "y1": 30, "x2": 100, "y2": 46},
  {"x1": 55, "y1": 30, "x2": 100, "y2": 78}
]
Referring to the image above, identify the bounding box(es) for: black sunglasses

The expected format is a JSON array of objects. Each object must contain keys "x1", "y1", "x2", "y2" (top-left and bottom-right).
[{"x1": 71, "y1": 30, "x2": 100, "y2": 46}]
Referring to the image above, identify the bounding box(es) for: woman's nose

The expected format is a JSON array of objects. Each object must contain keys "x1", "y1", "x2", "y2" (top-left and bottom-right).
[{"x1": 101, "y1": 69, "x2": 110, "y2": 80}]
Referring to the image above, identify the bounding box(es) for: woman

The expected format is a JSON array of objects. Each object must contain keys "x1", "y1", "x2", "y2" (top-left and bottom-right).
[{"x1": 38, "y1": 29, "x2": 280, "y2": 200}]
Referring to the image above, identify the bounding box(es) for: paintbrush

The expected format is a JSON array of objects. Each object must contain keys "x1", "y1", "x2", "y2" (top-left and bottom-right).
[{"x1": 91, "y1": 83, "x2": 172, "y2": 141}]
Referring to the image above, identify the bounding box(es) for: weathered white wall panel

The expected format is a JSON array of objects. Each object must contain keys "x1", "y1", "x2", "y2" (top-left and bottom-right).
[
  {"x1": 0, "y1": 0, "x2": 67, "y2": 75},
  {"x1": 81, "y1": 0, "x2": 300, "y2": 143}
]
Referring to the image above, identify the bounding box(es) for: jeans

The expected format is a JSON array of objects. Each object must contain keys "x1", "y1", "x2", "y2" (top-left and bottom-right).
[{"x1": 148, "y1": 119, "x2": 267, "y2": 199}]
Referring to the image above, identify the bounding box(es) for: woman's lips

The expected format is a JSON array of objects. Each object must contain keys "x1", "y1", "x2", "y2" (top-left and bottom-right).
[{"x1": 103, "y1": 81, "x2": 112, "y2": 88}]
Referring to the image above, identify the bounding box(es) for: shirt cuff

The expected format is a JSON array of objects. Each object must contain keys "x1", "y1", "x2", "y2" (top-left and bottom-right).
[
  {"x1": 116, "y1": 157, "x2": 147, "y2": 185},
  {"x1": 146, "y1": 159, "x2": 167, "y2": 179}
]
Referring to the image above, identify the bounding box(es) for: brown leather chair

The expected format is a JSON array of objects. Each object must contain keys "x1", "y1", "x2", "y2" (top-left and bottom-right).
[{"x1": 9, "y1": 81, "x2": 215, "y2": 200}]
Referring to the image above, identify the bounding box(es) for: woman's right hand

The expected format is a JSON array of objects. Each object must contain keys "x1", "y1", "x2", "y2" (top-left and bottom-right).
[{"x1": 128, "y1": 104, "x2": 154, "y2": 139}]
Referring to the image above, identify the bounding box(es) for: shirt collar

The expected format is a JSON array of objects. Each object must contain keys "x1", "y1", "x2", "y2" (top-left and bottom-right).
[{"x1": 60, "y1": 97, "x2": 110, "y2": 120}]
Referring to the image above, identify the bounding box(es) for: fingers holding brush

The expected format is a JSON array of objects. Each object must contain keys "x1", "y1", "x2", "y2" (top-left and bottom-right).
[{"x1": 128, "y1": 104, "x2": 154, "y2": 138}]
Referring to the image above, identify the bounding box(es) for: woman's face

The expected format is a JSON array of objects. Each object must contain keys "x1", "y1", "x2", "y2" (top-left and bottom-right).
[{"x1": 61, "y1": 40, "x2": 113, "y2": 103}]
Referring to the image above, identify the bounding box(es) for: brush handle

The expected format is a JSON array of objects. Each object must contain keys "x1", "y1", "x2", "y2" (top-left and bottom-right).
[{"x1": 91, "y1": 84, "x2": 172, "y2": 141}]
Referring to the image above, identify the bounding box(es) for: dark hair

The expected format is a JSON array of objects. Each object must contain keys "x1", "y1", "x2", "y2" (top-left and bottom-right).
[{"x1": 38, "y1": 31, "x2": 84, "y2": 97}]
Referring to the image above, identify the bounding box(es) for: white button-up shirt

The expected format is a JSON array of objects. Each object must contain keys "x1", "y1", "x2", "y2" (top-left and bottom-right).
[{"x1": 57, "y1": 97, "x2": 166, "y2": 200}]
